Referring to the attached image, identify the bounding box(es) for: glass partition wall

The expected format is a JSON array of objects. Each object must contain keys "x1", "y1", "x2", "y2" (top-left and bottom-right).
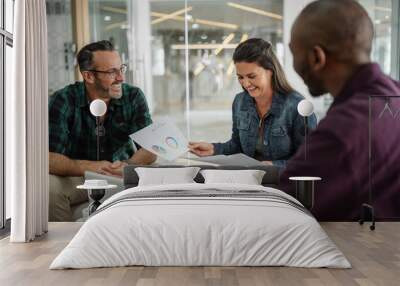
[
  {"x1": 186, "y1": 0, "x2": 283, "y2": 141},
  {"x1": 50, "y1": 0, "x2": 285, "y2": 143},
  {"x1": 47, "y1": 0, "x2": 399, "y2": 143},
  {"x1": 359, "y1": 0, "x2": 395, "y2": 76}
]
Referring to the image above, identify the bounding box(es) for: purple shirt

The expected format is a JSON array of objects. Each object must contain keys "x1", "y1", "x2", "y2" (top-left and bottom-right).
[{"x1": 280, "y1": 63, "x2": 400, "y2": 221}]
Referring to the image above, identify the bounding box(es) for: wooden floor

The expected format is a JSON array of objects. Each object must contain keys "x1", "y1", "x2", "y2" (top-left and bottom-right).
[{"x1": 0, "y1": 222, "x2": 399, "y2": 286}]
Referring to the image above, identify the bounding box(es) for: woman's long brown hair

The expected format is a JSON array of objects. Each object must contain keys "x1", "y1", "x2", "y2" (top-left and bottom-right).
[{"x1": 233, "y1": 38, "x2": 294, "y2": 94}]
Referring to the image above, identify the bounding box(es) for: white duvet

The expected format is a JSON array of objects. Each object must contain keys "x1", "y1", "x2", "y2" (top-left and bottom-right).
[{"x1": 50, "y1": 183, "x2": 351, "y2": 269}]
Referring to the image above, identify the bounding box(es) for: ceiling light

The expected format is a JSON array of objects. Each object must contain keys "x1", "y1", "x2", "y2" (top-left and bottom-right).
[
  {"x1": 151, "y1": 7, "x2": 193, "y2": 25},
  {"x1": 194, "y1": 19, "x2": 238, "y2": 30},
  {"x1": 239, "y1": 34, "x2": 248, "y2": 43},
  {"x1": 104, "y1": 15, "x2": 111, "y2": 22},
  {"x1": 151, "y1": 12, "x2": 238, "y2": 30},
  {"x1": 226, "y1": 61, "x2": 235, "y2": 76},
  {"x1": 215, "y1": 33, "x2": 235, "y2": 55},
  {"x1": 194, "y1": 63, "x2": 205, "y2": 76},
  {"x1": 101, "y1": 5, "x2": 238, "y2": 29},
  {"x1": 227, "y1": 2, "x2": 283, "y2": 20},
  {"x1": 101, "y1": 6, "x2": 235, "y2": 31},
  {"x1": 374, "y1": 6, "x2": 392, "y2": 12},
  {"x1": 104, "y1": 21, "x2": 127, "y2": 31},
  {"x1": 171, "y1": 43, "x2": 238, "y2": 50},
  {"x1": 226, "y1": 34, "x2": 248, "y2": 76},
  {"x1": 101, "y1": 6, "x2": 126, "y2": 14},
  {"x1": 192, "y1": 23, "x2": 200, "y2": 29}
]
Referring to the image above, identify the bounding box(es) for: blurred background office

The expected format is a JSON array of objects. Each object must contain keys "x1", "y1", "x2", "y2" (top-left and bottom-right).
[
  {"x1": 0, "y1": 0, "x2": 399, "y2": 230},
  {"x1": 45, "y1": 0, "x2": 399, "y2": 142}
]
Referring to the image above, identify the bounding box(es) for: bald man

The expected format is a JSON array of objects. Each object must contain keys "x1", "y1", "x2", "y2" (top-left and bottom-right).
[{"x1": 280, "y1": 0, "x2": 400, "y2": 221}]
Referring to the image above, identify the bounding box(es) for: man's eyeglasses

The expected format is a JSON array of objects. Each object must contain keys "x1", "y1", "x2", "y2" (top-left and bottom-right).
[{"x1": 88, "y1": 64, "x2": 128, "y2": 79}]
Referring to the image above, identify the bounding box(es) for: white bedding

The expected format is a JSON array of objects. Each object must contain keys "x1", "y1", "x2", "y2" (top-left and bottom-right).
[{"x1": 50, "y1": 183, "x2": 351, "y2": 269}]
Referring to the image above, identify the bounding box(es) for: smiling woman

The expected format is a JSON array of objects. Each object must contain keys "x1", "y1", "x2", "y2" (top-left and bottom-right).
[{"x1": 189, "y1": 38, "x2": 317, "y2": 167}]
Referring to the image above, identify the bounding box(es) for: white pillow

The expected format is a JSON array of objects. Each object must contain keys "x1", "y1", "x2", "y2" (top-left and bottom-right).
[
  {"x1": 136, "y1": 167, "x2": 201, "y2": 186},
  {"x1": 200, "y1": 169, "x2": 266, "y2": 185}
]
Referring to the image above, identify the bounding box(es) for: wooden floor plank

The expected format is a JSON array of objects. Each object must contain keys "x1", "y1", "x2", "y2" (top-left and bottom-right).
[{"x1": 0, "y1": 222, "x2": 399, "y2": 286}]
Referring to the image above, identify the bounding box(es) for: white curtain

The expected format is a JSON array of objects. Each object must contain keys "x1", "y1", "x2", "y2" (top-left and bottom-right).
[{"x1": 7, "y1": 0, "x2": 49, "y2": 242}]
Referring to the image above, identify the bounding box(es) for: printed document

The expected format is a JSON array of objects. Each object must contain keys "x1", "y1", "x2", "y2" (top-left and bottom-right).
[
  {"x1": 190, "y1": 153, "x2": 265, "y2": 167},
  {"x1": 130, "y1": 118, "x2": 188, "y2": 161}
]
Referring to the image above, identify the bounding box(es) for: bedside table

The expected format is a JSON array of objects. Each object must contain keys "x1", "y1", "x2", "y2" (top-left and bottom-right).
[
  {"x1": 77, "y1": 180, "x2": 117, "y2": 215},
  {"x1": 289, "y1": 176, "x2": 321, "y2": 210}
]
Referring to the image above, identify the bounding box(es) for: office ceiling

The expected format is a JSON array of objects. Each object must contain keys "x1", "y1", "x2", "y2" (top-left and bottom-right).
[
  {"x1": 95, "y1": 0, "x2": 392, "y2": 40},
  {"x1": 97, "y1": 0, "x2": 283, "y2": 33}
]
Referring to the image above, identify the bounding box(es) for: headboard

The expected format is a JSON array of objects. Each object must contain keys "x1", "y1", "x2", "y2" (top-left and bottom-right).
[{"x1": 123, "y1": 165, "x2": 282, "y2": 189}]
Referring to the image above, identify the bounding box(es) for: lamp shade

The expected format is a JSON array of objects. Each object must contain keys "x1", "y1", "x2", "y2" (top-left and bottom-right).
[
  {"x1": 90, "y1": 99, "x2": 107, "y2": 117},
  {"x1": 297, "y1": 99, "x2": 314, "y2": 117}
]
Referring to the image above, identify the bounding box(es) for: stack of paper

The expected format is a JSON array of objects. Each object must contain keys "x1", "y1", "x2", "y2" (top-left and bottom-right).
[{"x1": 189, "y1": 153, "x2": 265, "y2": 167}]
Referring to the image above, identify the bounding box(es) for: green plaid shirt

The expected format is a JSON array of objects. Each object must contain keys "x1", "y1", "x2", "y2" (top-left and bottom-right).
[{"x1": 49, "y1": 82, "x2": 152, "y2": 162}]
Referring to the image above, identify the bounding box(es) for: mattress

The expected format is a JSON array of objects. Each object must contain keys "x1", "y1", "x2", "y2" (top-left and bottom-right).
[{"x1": 50, "y1": 183, "x2": 351, "y2": 269}]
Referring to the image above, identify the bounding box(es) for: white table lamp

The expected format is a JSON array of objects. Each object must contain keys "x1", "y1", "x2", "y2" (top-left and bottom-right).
[
  {"x1": 77, "y1": 179, "x2": 117, "y2": 215},
  {"x1": 90, "y1": 99, "x2": 107, "y2": 160},
  {"x1": 297, "y1": 99, "x2": 314, "y2": 117},
  {"x1": 297, "y1": 99, "x2": 314, "y2": 160},
  {"x1": 90, "y1": 99, "x2": 107, "y2": 117}
]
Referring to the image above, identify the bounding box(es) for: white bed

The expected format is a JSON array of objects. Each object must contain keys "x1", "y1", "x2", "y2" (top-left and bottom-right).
[{"x1": 50, "y1": 183, "x2": 351, "y2": 269}]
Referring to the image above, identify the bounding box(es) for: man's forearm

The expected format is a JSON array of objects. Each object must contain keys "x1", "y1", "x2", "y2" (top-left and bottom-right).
[
  {"x1": 49, "y1": 152, "x2": 94, "y2": 176},
  {"x1": 127, "y1": 149, "x2": 157, "y2": 165}
]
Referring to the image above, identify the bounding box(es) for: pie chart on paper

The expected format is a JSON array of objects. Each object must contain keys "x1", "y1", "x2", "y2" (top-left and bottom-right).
[
  {"x1": 151, "y1": 145, "x2": 167, "y2": 154},
  {"x1": 130, "y1": 117, "x2": 189, "y2": 161},
  {"x1": 165, "y1": 136, "x2": 179, "y2": 149}
]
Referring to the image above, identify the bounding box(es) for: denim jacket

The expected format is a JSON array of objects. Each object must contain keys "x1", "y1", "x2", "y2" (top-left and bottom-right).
[{"x1": 213, "y1": 91, "x2": 317, "y2": 167}]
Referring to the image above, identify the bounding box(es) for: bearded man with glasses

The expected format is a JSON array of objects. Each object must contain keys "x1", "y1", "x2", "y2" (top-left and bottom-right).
[{"x1": 48, "y1": 40, "x2": 156, "y2": 221}]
